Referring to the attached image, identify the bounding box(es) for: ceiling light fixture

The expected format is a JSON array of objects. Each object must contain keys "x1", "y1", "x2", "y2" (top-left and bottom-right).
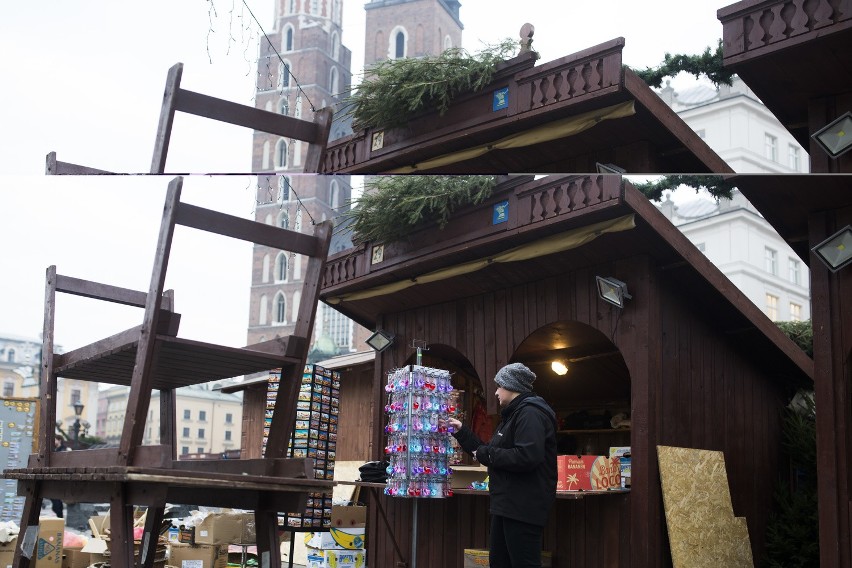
[{"x1": 551, "y1": 360, "x2": 568, "y2": 376}]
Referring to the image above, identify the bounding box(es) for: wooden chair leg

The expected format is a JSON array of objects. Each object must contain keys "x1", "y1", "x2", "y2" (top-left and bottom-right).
[
  {"x1": 12, "y1": 481, "x2": 43, "y2": 568},
  {"x1": 139, "y1": 506, "x2": 165, "y2": 568},
  {"x1": 109, "y1": 484, "x2": 135, "y2": 567},
  {"x1": 255, "y1": 509, "x2": 282, "y2": 568}
]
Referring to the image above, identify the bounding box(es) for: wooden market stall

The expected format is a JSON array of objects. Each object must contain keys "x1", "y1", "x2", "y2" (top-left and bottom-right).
[
  {"x1": 317, "y1": 174, "x2": 812, "y2": 567},
  {"x1": 319, "y1": 33, "x2": 733, "y2": 175}
]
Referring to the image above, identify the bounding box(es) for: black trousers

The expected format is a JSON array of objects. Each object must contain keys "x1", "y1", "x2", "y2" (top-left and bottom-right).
[
  {"x1": 50, "y1": 499, "x2": 63, "y2": 518},
  {"x1": 489, "y1": 514, "x2": 543, "y2": 568}
]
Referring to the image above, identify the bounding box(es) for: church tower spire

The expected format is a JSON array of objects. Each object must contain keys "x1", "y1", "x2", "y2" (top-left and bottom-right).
[{"x1": 364, "y1": 0, "x2": 463, "y2": 66}]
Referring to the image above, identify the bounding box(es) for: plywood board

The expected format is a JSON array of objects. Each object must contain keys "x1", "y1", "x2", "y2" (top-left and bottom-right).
[{"x1": 657, "y1": 445, "x2": 753, "y2": 568}]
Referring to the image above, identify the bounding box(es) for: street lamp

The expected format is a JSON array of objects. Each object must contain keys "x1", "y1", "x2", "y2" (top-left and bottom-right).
[{"x1": 71, "y1": 401, "x2": 84, "y2": 449}]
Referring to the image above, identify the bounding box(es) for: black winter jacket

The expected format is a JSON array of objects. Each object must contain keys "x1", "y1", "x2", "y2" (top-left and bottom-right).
[{"x1": 453, "y1": 392, "x2": 557, "y2": 526}]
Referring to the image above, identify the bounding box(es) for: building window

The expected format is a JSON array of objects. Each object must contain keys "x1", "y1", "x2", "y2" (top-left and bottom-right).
[
  {"x1": 279, "y1": 176, "x2": 291, "y2": 203},
  {"x1": 788, "y1": 258, "x2": 800, "y2": 285},
  {"x1": 329, "y1": 66, "x2": 339, "y2": 95},
  {"x1": 70, "y1": 389, "x2": 81, "y2": 405},
  {"x1": 279, "y1": 99, "x2": 290, "y2": 117},
  {"x1": 279, "y1": 62, "x2": 291, "y2": 88},
  {"x1": 197, "y1": 447, "x2": 205, "y2": 453},
  {"x1": 275, "y1": 139, "x2": 288, "y2": 169},
  {"x1": 198, "y1": 428, "x2": 205, "y2": 439},
  {"x1": 259, "y1": 294, "x2": 268, "y2": 326},
  {"x1": 199, "y1": 410, "x2": 207, "y2": 422},
  {"x1": 276, "y1": 252, "x2": 289, "y2": 282},
  {"x1": 332, "y1": 31, "x2": 340, "y2": 60},
  {"x1": 321, "y1": 304, "x2": 353, "y2": 350},
  {"x1": 790, "y1": 303, "x2": 802, "y2": 322},
  {"x1": 788, "y1": 145, "x2": 800, "y2": 170},
  {"x1": 225, "y1": 413, "x2": 233, "y2": 424},
  {"x1": 275, "y1": 293, "x2": 287, "y2": 324},
  {"x1": 278, "y1": 211, "x2": 289, "y2": 230},
  {"x1": 765, "y1": 294, "x2": 779, "y2": 321},
  {"x1": 395, "y1": 31, "x2": 405, "y2": 58},
  {"x1": 284, "y1": 26, "x2": 294, "y2": 52},
  {"x1": 765, "y1": 134, "x2": 778, "y2": 161},
  {"x1": 262, "y1": 255, "x2": 270, "y2": 283},
  {"x1": 330, "y1": 180, "x2": 340, "y2": 209},
  {"x1": 3, "y1": 382, "x2": 13, "y2": 397},
  {"x1": 182, "y1": 427, "x2": 190, "y2": 437},
  {"x1": 765, "y1": 247, "x2": 778, "y2": 275},
  {"x1": 310, "y1": 0, "x2": 319, "y2": 14},
  {"x1": 225, "y1": 430, "x2": 232, "y2": 441},
  {"x1": 262, "y1": 140, "x2": 270, "y2": 170},
  {"x1": 182, "y1": 447, "x2": 189, "y2": 455},
  {"x1": 7, "y1": 349, "x2": 14, "y2": 363},
  {"x1": 444, "y1": 35, "x2": 452, "y2": 50},
  {"x1": 183, "y1": 409, "x2": 191, "y2": 420}
]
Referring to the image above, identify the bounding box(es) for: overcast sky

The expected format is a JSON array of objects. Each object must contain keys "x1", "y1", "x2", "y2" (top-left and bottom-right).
[{"x1": 0, "y1": 1, "x2": 727, "y2": 351}]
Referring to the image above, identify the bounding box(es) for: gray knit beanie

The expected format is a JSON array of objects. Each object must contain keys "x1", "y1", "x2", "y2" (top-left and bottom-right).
[{"x1": 494, "y1": 363, "x2": 536, "y2": 393}]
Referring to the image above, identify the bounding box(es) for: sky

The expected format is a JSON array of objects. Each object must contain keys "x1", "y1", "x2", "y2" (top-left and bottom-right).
[{"x1": 0, "y1": 0, "x2": 728, "y2": 351}]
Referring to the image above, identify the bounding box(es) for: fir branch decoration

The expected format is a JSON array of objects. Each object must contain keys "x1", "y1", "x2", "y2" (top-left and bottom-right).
[
  {"x1": 340, "y1": 40, "x2": 519, "y2": 131},
  {"x1": 342, "y1": 176, "x2": 497, "y2": 245},
  {"x1": 632, "y1": 175, "x2": 736, "y2": 201},
  {"x1": 634, "y1": 40, "x2": 735, "y2": 88},
  {"x1": 776, "y1": 319, "x2": 813, "y2": 358}
]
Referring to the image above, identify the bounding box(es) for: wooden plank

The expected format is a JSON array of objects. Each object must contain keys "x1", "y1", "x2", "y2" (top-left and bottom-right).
[
  {"x1": 175, "y1": 202, "x2": 323, "y2": 256},
  {"x1": 40, "y1": 266, "x2": 57, "y2": 465},
  {"x1": 305, "y1": 107, "x2": 333, "y2": 173},
  {"x1": 45, "y1": 152, "x2": 114, "y2": 175},
  {"x1": 55, "y1": 274, "x2": 151, "y2": 307},
  {"x1": 118, "y1": 178, "x2": 182, "y2": 463},
  {"x1": 151, "y1": 63, "x2": 183, "y2": 174},
  {"x1": 174, "y1": 88, "x2": 321, "y2": 142}
]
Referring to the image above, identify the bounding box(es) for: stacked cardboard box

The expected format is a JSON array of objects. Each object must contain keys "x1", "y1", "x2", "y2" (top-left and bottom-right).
[
  {"x1": 7, "y1": 518, "x2": 64, "y2": 568},
  {"x1": 304, "y1": 527, "x2": 366, "y2": 568},
  {"x1": 194, "y1": 512, "x2": 256, "y2": 545},
  {"x1": 463, "y1": 549, "x2": 552, "y2": 567},
  {"x1": 168, "y1": 542, "x2": 228, "y2": 568}
]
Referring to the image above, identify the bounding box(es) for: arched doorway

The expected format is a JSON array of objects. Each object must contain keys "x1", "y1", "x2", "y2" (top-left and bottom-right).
[{"x1": 511, "y1": 320, "x2": 631, "y2": 456}]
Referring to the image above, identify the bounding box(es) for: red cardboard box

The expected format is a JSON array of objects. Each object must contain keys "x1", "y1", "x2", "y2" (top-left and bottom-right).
[{"x1": 556, "y1": 455, "x2": 621, "y2": 491}]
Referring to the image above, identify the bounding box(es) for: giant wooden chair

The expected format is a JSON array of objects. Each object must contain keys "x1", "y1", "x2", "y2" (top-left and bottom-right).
[
  {"x1": 4, "y1": 177, "x2": 333, "y2": 567},
  {"x1": 46, "y1": 62, "x2": 332, "y2": 174}
]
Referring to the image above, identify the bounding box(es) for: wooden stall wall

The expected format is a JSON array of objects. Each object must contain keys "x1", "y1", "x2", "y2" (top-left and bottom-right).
[
  {"x1": 335, "y1": 363, "x2": 375, "y2": 461},
  {"x1": 655, "y1": 274, "x2": 788, "y2": 565}
]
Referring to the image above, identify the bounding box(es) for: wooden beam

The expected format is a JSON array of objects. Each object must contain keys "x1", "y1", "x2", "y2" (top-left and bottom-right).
[
  {"x1": 151, "y1": 63, "x2": 183, "y2": 174},
  {"x1": 45, "y1": 152, "x2": 114, "y2": 175}
]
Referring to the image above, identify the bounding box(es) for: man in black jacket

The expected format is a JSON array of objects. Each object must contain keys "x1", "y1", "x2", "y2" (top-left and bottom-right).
[{"x1": 448, "y1": 363, "x2": 557, "y2": 568}]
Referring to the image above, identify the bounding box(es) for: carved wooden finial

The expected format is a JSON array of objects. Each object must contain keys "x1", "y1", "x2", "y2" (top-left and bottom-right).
[{"x1": 519, "y1": 23, "x2": 535, "y2": 53}]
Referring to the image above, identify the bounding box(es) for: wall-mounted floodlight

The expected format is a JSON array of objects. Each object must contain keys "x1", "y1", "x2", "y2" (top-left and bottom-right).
[
  {"x1": 596, "y1": 276, "x2": 632, "y2": 308},
  {"x1": 366, "y1": 329, "x2": 395, "y2": 353},
  {"x1": 812, "y1": 225, "x2": 852, "y2": 272},
  {"x1": 811, "y1": 111, "x2": 852, "y2": 159},
  {"x1": 551, "y1": 360, "x2": 568, "y2": 376}
]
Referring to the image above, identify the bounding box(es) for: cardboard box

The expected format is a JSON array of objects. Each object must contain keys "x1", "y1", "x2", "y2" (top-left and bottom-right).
[
  {"x1": 556, "y1": 455, "x2": 621, "y2": 491},
  {"x1": 608, "y1": 446, "x2": 631, "y2": 458},
  {"x1": 463, "y1": 549, "x2": 551, "y2": 567},
  {"x1": 450, "y1": 465, "x2": 488, "y2": 489},
  {"x1": 193, "y1": 512, "x2": 256, "y2": 545},
  {"x1": 330, "y1": 506, "x2": 366, "y2": 528},
  {"x1": 305, "y1": 547, "x2": 366, "y2": 568},
  {"x1": 0, "y1": 537, "x2": 16, "y2": 568},
  {"x1": 31, "y1": 518, "x2": 64, "y2": 568},
  {"x1": 304, "y1": 528, "x2": 366, "y2": 550},
  {"x1": 61, "y1": 547, "x2": 91, "y2": 568},
  {"x1": 168, "y1": 542, "x2": 228, "y2": 568}
]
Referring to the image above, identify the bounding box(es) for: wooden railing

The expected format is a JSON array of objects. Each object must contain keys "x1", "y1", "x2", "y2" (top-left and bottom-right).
[
  {"x1": 719, "y1": 0, "x2": 852, "y2": 61},
  {"x1": 514, "y1": 38, "x2": 623, "y2": 112},
  {"x1": 320, "y1": 175, "x2": 624, "y2": 290}
]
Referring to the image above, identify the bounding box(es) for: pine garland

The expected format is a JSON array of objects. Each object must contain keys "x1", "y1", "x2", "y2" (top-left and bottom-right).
[
  {"x1": 341, "y1": 176, "x2": 497, "y2": 245},
  {"x1": 634, "y1": 40, "x2": 735, "y2": 88},
  {"x1": 339, "y1": 40, "x2": 519, "y2": 131},
  {"x1": 631, "y1": 175, "x2": 736, "y2": 201}
]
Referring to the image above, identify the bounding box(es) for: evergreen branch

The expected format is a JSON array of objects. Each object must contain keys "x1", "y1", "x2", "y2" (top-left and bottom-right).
[
  {"x1": 633, "y1": 40, "x2": 735, "y2": 88},
  {"x1": 340, "y1": 176, "x2": 497, "y2": 245},
  {"x1": 339, "y1": 40, "x2": 519, "y2": 131},
  {"x1": 631, "y1": 175, "x2": 736, "y2": 201}
]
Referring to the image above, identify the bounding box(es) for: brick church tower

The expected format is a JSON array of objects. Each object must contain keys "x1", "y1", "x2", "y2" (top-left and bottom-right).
[
  {"x1": 247, "y1": 0, "x2": 358, "y2": 355},
  {"x1": 364, "y1": 0, "x2": 462, "y2": 66}
]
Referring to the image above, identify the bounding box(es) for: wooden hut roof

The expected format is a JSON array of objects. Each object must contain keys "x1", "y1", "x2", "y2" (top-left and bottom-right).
[
  {"x1": 718, "y1": 0, "x2": 852, "y2": 149},
  {"x1": 320, "y1": 38, "x2": 732, "y2": 174},
  {"x1": 319, "y1": 175, "x2": 812, "y2": 383},
  {"x1": 733, "y1": 175, "x2": 852, "y2": 263}
]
